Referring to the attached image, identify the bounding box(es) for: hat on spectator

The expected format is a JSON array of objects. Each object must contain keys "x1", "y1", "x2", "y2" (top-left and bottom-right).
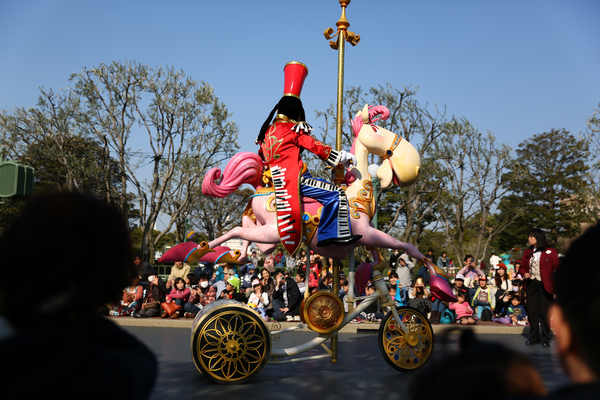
[
  {"x1": 479, "y1": 275, "x2": 488, "y2": 281},
  {"x1": 224, "y1": 268, "x2": 235, "y2": 275},
  {"x1": 247, "y1": 263, "x2": 255, "y2": 270},
  {"x1": 227, "y1": 276, "x2": 241, "y2": 291},
  {"x1": 455, "y1": 274, "x2": 465, "y2": 281},
  {"x1": 497, "y1": 262, "x2": 507, "y2": 270},
  {"x1": 252, "y1": 278, "x2": 261, "y2": 286}
]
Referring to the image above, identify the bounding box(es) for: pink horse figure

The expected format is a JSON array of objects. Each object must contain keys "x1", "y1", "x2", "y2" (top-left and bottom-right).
[{"x1": 196, "y1": 105, "x2": 453, "y2": 301}]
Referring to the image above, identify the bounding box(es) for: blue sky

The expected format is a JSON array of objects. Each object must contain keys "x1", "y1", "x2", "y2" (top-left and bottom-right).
[{"x1": 1, "y1": 0, "x2": 598, "y2": 156}]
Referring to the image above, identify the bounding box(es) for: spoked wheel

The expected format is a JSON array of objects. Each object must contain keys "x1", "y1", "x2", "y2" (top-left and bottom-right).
[
  {"x1": 378, "y1": 306, "x2": 434, "y2": 373},
  {"x1": 191, "y1": 300, "x2": 271, "y2": 384}
]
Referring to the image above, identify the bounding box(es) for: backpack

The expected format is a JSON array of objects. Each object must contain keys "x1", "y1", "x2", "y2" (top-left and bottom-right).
[
  {"x1": 440, "y1": 309, "x2": 455, "y2": 324},
  {"x1": 481, "y1": 307, "x2": 493, "y2": 321}
]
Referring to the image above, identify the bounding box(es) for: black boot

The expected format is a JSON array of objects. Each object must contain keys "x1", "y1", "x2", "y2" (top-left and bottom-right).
[
  {"x1": 430, "y1": 310, "x2": 440, "y2": 324},
  {"x1": 317, "y1": 235, "x2": 362, "y2": 247}
]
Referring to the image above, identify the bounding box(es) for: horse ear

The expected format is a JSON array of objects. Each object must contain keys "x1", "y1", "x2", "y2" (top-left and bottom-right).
[{"x1": 361, "y1": 104, "x2": 370, "y2": 124}]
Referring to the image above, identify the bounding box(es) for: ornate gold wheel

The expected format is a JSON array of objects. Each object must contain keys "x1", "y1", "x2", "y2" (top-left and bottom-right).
[
  {"x1": 191, "y1": 301, "x2": 270, "y2": 384},
  {"x1": 301, "y1": 292, "x2": 344, "y2": 334},
  {"x1": 378, "y1": 306, "x2": 433, "y2": 372}
]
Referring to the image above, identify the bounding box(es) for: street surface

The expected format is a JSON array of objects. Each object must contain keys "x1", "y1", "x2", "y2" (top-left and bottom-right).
[{"x1": 124, "y1": 325, "x2": 569, "y2": 400}]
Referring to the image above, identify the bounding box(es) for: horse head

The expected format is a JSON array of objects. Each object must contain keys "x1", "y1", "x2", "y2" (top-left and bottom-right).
[{"x1": 354, "y1": 104, "x2": 421, "y2": 189}]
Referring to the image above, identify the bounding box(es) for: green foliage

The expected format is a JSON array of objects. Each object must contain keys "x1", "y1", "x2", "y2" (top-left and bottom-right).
[
  {"x1": 130, "y1": 227, "x2": 177, "y2": 255},
  {"x1": 496, "y1": 129, "x2": 591, "y2": 251}
]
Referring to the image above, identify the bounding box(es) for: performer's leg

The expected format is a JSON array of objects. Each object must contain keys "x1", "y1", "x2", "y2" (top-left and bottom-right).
[{"x1": 300, "y1": 175, "x2": 361, "y2": 246}]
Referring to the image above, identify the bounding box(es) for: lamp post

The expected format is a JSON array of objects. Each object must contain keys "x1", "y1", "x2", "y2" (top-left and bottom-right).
[
  {"x1": 184, "y1": 218, "x2": 189, "y2": 242},
  {"x1": 324, "y1": 0, "x2": 360, "y2": 364},
  {"x1": 367, "y1": 164, "x2": 380, "y2": 230}
]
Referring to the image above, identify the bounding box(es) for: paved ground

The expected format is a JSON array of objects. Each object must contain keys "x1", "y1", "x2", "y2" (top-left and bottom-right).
[{"x1": 116, "y1": 318, "x2": 569, "y2": 400}]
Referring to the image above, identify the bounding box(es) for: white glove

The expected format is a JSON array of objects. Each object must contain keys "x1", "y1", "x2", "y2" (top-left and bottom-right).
[
  {"x1": 292, "y1": 122, "x2": 314, "y2": 134},
  {"x1": 339, "y1": 150, "x2": 357, "y2": 166}
]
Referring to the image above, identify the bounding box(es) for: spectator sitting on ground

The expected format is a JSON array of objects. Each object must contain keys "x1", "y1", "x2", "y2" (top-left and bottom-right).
[
  {"x1": 263, "y1": 253, "x2": 275, "y2": 273},
  {"x1": 389, "y1": 272, "x2": 408, "y2": 306},
  {"x1": 221, "y1": 276, "x2": 244, "y2": 301},
  {"x1": 341, "y1": 280, "x2": 351, "y2": 312},
  {"x1": 259, "y1": 268, "x2": 276, "y2": 300},
  {"x1": 295, "y1": 270, "x2": 306, "y2": 295},
  {"x1": 166, "y1": 261, "x2": 191, "y2": 292},
  {"x1": 318, "y1": 272, "x2": 333, "y2": 292},
  {"x1": 184, "y1": 273, "x2": 216, "y2": 318},
  {"x1": 458, "y1": 255, "x2": 485, "y2": 299},
  {"x1": 362, "y1": 283, "x2": 385, "y2": 322},
  {"x1": 452, "y1": 274, "x2": 470, "y2": 303},
  {"x1": 110, "y1": 275, "x2": 143, "y2": 317},
  {"x1": 240, "y1": 263, "x2": 256, "y2": 294},
  {"x1": 0, "y1": 191, "x2": 157, "y2": 398},
  {"x1": 186, "y1": 273, "x2": 199, "y2": 289},
  {"x1": 193, "y1": 260, "x2": 213, "y2": 277},
  {"x1": 134, "y1": 253, "x2": 156, "y2": 284},
  {"x1": 416, "y1": 261, "x2": 431, "y2": 288},
  {"x1": 436, "y1": 251, "x2": 450, "y2": 272},
  {"x1": 471, "y1": 276, "x2": 494, "y2": 319},
  {"x1": 449, "y1": 292, "x2": 476, "y2": 325},
  {"x1": 162, "y1": 277, "x2": 189, "y2": 319},
  {"x1": 248, "y1": 279, "x2": 270, "y2": 321},
  {"x1": 492, "y1": 295, "x2": 528, "y2": 326},
  {"x1": 409, "y1": 277, "x2": 432, "y2": 316},
  {"x1": 274, "y1": 248, "x2": 286, "y2": 269},
  {"x1": 248, "y1": 249, "x2": 261, "y2": 268},
  {"x1": 135, "y1": 274, "x2": 165, "y2": 318},
  {"x1": 548, "y1": 222, "x2": 600, "y2": 399},
  {"x1": 213, "y1": 267, "x2": 234, "y2": 299},
  {"x1": 492, "y1": 262, "x2": 513, "y2": 316},
  {"x1": 271, "y1": 270, "x2": 301, "y2": 321},
  {"x1": 396, "y1": 254, "x2": 413, "y2": 289}
]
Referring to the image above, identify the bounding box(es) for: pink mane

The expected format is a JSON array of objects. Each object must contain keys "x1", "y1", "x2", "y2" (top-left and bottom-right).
[
  {"x1": 202, "y1": 152, "x2": 264, "y2": 198},
  {"x1": 350, "y1": 105, "x2": 391, "y2": 154}
]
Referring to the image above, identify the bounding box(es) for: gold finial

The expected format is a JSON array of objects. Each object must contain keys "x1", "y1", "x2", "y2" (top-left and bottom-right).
[{"x1": 324, "y1": 0, "x2": 360, "y2": 49}]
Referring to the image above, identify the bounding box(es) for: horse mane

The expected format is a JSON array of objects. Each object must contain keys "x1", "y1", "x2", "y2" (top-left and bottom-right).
[
  {"x1": 202, "y1": 152, "x2": 264, "y2": 198},
  {"x1": 350, "y1": 105, "x2": 391, "y2": 154}
]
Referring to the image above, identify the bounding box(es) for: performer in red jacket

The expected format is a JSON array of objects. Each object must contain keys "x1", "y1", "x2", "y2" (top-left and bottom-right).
[
  {"x1": 256, "y1": 62, "x2": 361, "y2": 255},
  {"x1": 518, "y1": 228, "x2": 560, "y2": 348}
]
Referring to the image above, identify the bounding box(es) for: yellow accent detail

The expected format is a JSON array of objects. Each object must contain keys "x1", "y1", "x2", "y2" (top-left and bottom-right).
[
  {"x1": 302, "y1": 207, "x2": 323, "y2": 244},
  {"x1": 348, "y1": 180, "x2": 374, "y2": 219},
  {"x1": 273, "y1": 114, "x2": 297, "y2": 124},
  {"x1": 383, "y1": 134, "x2": 402, "y2": 160},
  {"x1": 266, "y1": 197, "x2": 277, "y2": 213}
]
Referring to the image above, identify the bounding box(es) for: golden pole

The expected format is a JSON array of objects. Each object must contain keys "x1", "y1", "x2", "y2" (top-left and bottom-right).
[{"x1": 324, "y1": 0, "x2": 360, "y2": 365}]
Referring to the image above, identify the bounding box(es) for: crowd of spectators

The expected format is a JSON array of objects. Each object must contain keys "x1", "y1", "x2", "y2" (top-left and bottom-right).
[{"x1": 110, "y1": 246, "x2": 538, "y2": 329}]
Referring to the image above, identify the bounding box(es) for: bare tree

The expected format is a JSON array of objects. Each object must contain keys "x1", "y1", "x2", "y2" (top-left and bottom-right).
[
  {"x1": 72, "y1": 61, "x2": 238, "y2": 261},
  {"x1": 433, "y1": 119, "x2": 516, "y2": 263}
]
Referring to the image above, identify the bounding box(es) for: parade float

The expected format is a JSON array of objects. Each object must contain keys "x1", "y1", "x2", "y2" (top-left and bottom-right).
[{"x1": 159, "y1": 1, "x2": 456, "y2": 384}]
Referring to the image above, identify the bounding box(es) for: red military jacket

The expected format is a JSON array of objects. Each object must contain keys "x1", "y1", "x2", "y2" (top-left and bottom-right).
[
  {"x1": 519, "y1": 247, "x2": 560, "y2": 294},
  {"x1": 258, "y1": 116, "x2": 341, "y2": 255}
]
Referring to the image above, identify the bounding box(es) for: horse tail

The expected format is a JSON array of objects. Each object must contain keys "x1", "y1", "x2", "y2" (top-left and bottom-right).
[{"x1": 202, "y1": 152, "x2": 264, "y2": 198}]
